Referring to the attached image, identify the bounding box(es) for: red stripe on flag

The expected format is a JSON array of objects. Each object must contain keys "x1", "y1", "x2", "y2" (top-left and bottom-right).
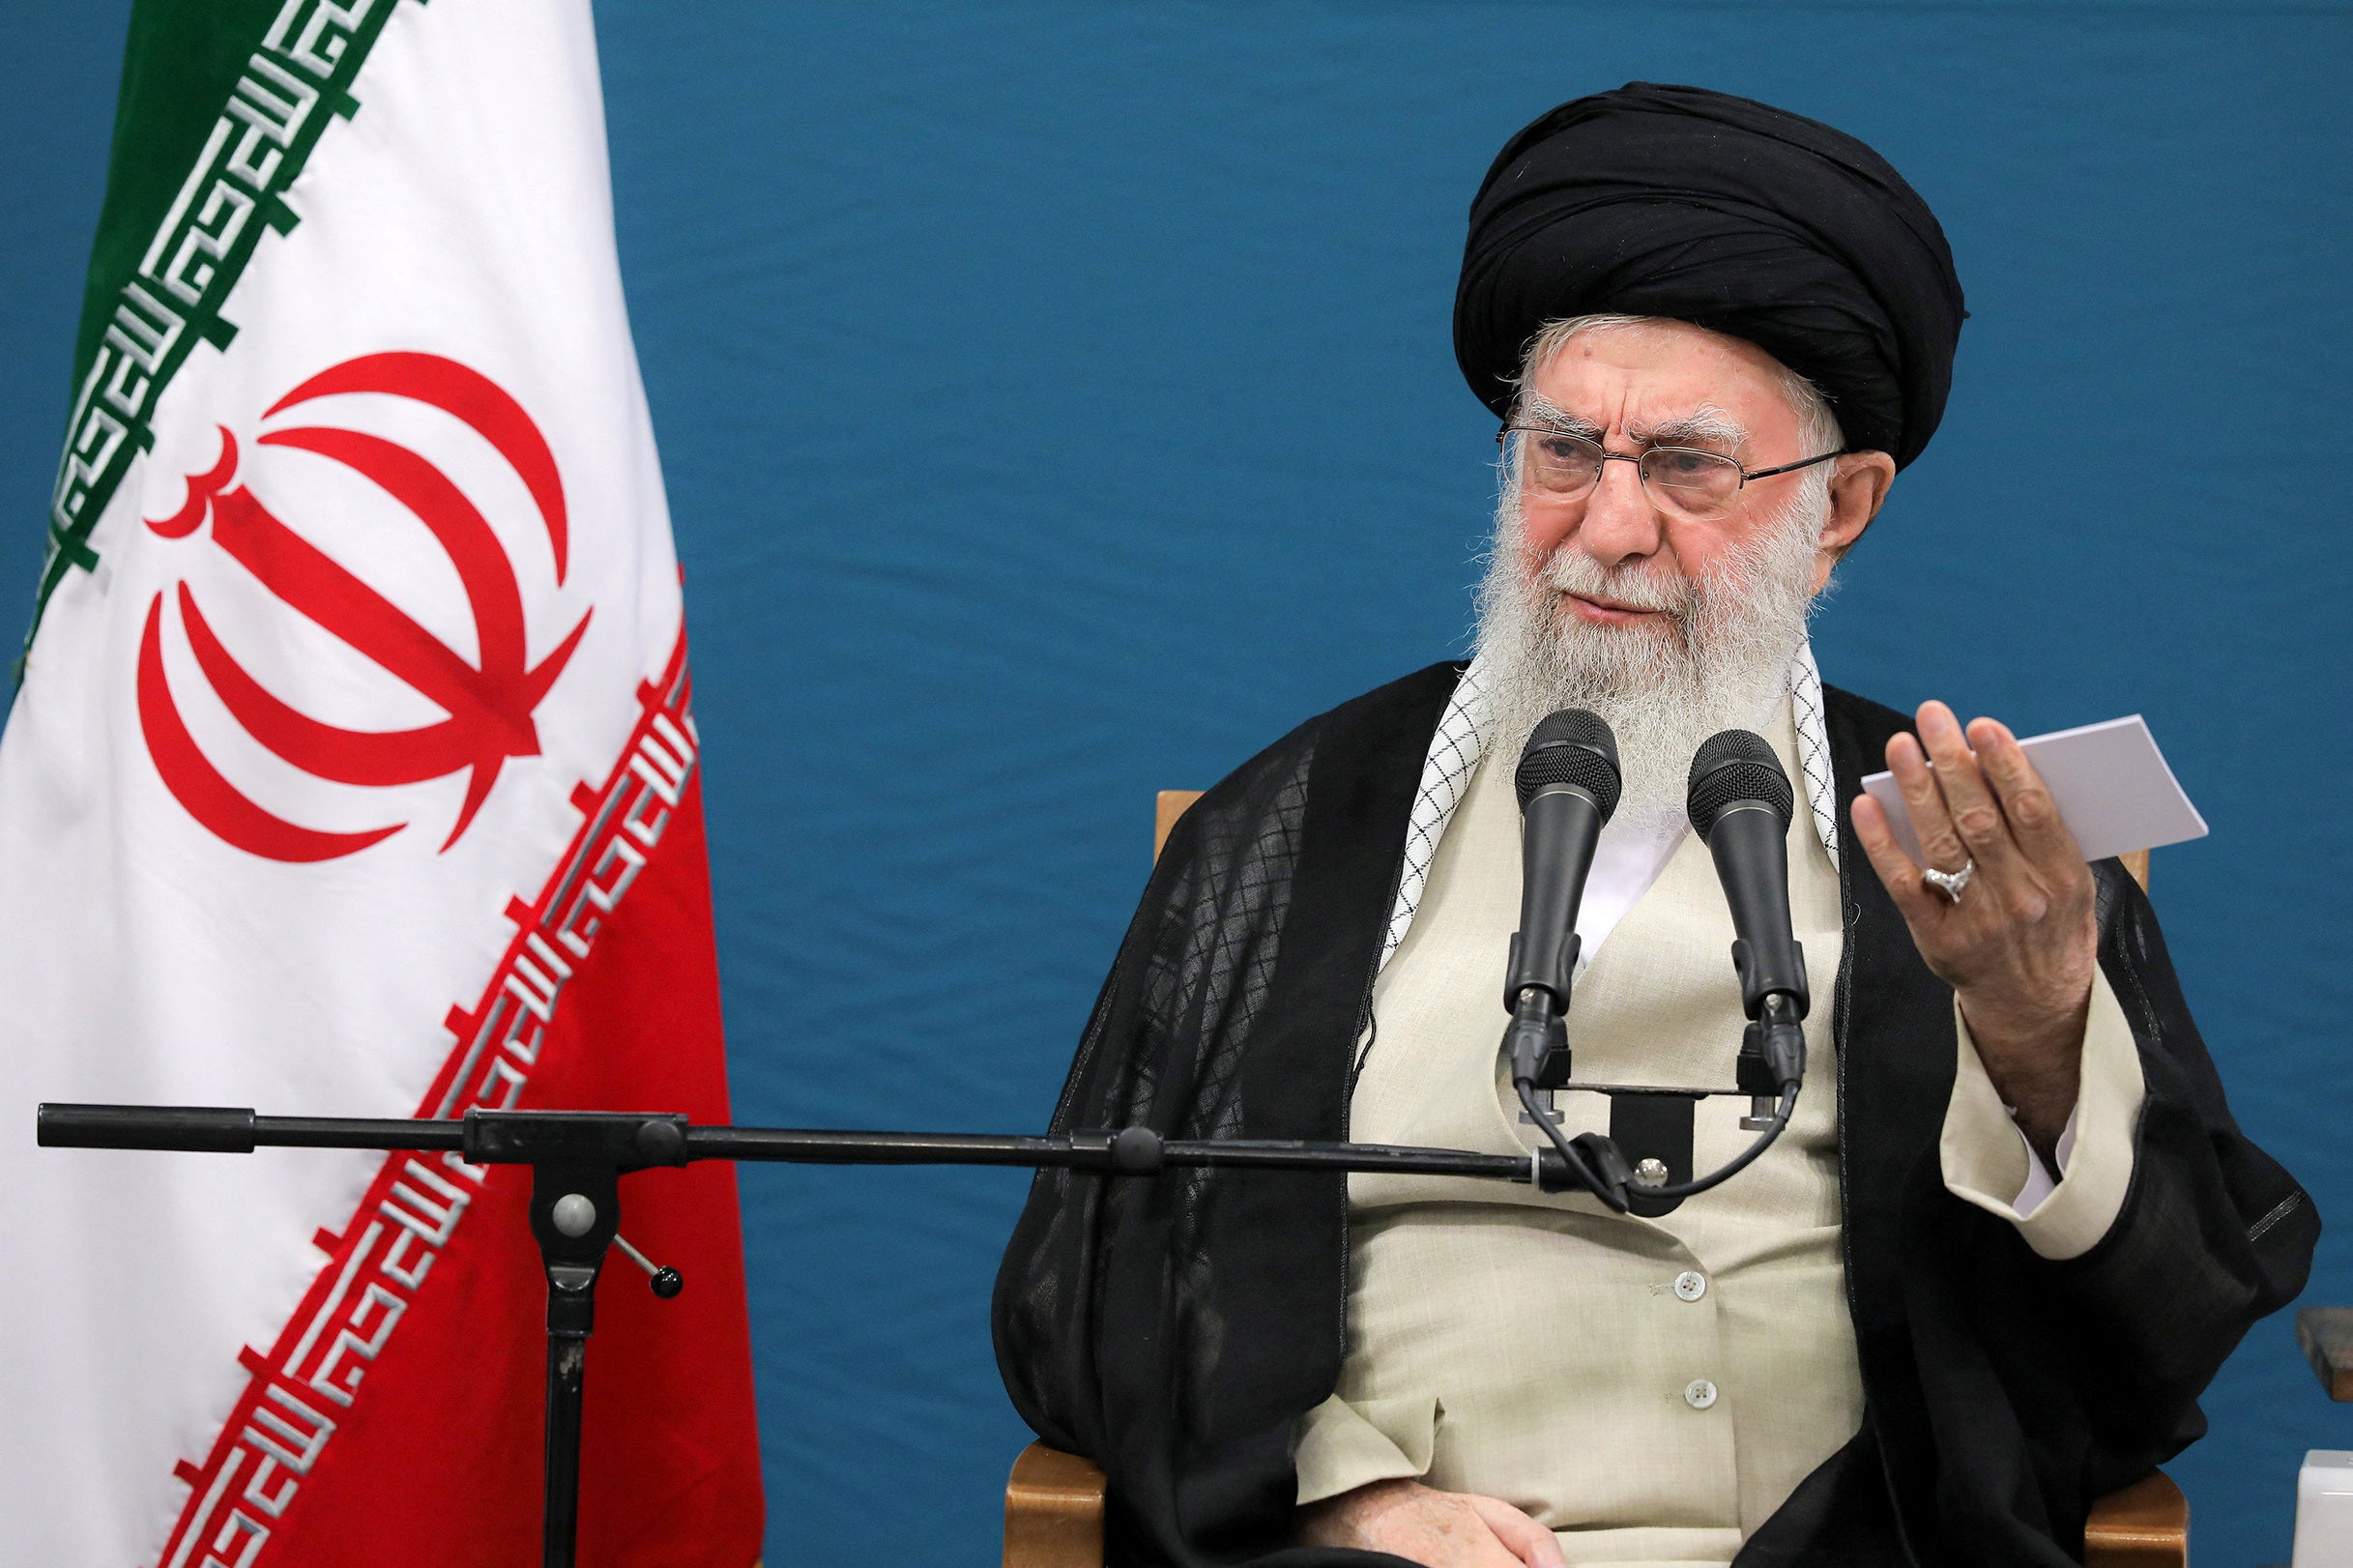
[{"x1": 152, "y1": 632, "x2": 763, "y2": 1568}]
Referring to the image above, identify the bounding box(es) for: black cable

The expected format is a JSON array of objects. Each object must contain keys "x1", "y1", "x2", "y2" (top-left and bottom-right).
[{"x1": 1635, "y1": 1085, "x2": 1798, "y2": 1201}]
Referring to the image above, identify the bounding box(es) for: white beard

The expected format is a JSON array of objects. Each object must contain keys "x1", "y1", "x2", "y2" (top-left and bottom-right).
[{"x1": 1472, "y1": 488, "x2": 1826, "y2": 821}]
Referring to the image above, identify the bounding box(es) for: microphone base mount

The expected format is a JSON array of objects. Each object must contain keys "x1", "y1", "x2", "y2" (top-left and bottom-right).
[{"x1": 1517, "y1": 1083, "x2": 1738, "y2": 1218}]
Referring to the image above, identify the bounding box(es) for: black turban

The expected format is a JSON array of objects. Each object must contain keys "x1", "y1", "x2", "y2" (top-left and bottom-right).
[{"x1": 1454, "y1": 82, "x2": 1966, "y2": 470}]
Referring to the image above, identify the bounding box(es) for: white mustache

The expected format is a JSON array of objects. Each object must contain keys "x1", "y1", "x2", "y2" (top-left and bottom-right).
[{"x1": 1535, "y1": 547, "x2": 1700, "y2": 620}]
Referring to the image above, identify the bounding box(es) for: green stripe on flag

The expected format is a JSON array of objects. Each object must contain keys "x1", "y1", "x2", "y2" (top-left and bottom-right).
[{"x1": 21, "y1": 0, "x2": 411, "y2": 674}]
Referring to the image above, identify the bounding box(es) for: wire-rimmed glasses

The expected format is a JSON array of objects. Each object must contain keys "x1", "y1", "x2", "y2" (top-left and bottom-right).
[{"x1": 1498, "y1": 423, "x2": 1845, "y2": 521}]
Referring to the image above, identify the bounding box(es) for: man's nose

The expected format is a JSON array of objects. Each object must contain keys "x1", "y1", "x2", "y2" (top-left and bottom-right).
[{"x1": 1576, "y1": 454, "x2": 1665, "y2": 569}]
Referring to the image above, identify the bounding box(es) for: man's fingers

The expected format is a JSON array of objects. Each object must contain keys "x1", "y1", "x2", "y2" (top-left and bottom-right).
[
  {"x1": 1912, "y1": 702, "x2": 2029, "y2": 879},
  {"x1": 1851, "y1": 794, "x2": 1942, "y2": 927},
  {"x1": 1885, "y1": 730, "x2": 1970, "y2": 873},
  {"x1": 1302, "y1": 1480, "x2": 1542, "y2": 1564},
  {"x1": 1967, "y1": 717, "x2": 2084, "y2": 868},
  {"x1": 1462, "y1": 1495, "x2": 1567, "y2": 1568}
]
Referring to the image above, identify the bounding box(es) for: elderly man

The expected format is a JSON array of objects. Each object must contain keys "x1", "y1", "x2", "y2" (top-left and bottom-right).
[{"x1": 994, "y1": 84, "x2": 2313, "y2": 1568}]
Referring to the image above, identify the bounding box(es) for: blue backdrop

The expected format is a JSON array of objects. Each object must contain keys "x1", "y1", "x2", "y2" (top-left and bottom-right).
[{"x1": 6, "y1": 2, "x2": 2351, "y2": 1563}]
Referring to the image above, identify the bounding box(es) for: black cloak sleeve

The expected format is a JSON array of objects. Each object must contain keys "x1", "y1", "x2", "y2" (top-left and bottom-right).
[{"x1": 992, "y1": 663, "x2": 1462, "y2": 1567}]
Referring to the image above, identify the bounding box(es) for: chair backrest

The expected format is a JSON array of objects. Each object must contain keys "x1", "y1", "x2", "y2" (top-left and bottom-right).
[{"x1": 1153, "y1": 791, "x2": 1202, "y2": 864}]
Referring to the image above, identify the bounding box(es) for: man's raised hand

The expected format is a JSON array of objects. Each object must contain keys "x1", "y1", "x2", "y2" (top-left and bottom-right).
[
  {"x1": 1849, "y1": 701, "x2": 2099, "y2": 1163},
  {"x1": 1296, "y1": 1479, "x2": 1567, "y2": 1567}
]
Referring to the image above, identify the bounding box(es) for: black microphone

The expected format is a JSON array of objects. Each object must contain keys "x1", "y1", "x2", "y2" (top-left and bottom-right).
[
  {"x1": 1686, "y1": 731, "x2": 1809, "y2": 1127},
  {"x1": 1500, "y1": 710, "x2": 1621, "y2": 1090}
]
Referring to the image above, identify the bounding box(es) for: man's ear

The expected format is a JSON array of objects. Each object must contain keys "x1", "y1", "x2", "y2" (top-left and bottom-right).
[{"x1": 1813, "y1": 450, "x2": 1897, "y2": 589}]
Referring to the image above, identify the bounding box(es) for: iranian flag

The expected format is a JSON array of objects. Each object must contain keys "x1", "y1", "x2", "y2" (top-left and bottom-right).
[{"x1": 0, "y1": 1, "x2": 765, "y2": 1564}]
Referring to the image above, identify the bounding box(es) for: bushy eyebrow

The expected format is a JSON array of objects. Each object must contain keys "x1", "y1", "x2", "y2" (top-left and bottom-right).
[
  {"x1": 1630, "y1": 407, "x2": 1749, "y2": 450},
  {"x1": 1519, "y1": 393, "x2": 1750, "y2": 452},
  {"x1": 1517, "y1": 393, "x2": 1604, "y2": 440}
]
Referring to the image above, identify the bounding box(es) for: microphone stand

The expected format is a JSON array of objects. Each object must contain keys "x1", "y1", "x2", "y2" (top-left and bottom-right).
[{"x1": 36, "y1": 1102, "x2": 1622, "y2": 1568}]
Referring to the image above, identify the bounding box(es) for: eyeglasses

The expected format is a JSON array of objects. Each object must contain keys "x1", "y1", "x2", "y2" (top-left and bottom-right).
[{"x1": 1497, "y1": 424, "x2": 1846, "y2": 521}]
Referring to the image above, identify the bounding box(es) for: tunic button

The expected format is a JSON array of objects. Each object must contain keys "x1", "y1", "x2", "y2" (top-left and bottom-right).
[
  {"x1": 1683, "y1": 1379, "x2": 1719, "y2": 1410},
  {"x1": 1673, "y1": 1270, "x2": 1706, "y2": 1301}
]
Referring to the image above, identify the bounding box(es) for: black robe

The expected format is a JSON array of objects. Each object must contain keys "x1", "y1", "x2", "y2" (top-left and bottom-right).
[{"x1": 993, "y1": 662, "x2": 2317, "y2": 1567}]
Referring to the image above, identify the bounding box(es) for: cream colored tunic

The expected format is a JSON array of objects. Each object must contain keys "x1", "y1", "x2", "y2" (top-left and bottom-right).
[{"x1": 1295, "y1": 698, "x2": 2144, "y2": 1566}]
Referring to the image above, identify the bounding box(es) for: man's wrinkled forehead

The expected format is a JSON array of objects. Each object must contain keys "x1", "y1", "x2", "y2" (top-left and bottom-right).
[{"x1": 1522, "y1": 322, "x2": 1789, "y2": 450}]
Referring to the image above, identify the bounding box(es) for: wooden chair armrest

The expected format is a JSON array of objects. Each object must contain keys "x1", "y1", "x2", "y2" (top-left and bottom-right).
[
  {"x1": 1005, "y1": 1441, "x2": 1106, "y2": 1568},
  {"x1": 2083, "y1": 1470, "x2": 2187, "y2": 1568},
  {"x1": 2300, "y1": 1306, "x2": 2353, "y2": 1401}
]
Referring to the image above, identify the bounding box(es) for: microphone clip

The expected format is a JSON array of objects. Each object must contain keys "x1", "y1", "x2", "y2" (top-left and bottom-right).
[
  {"x1": 1729, "y1": 936, "x2": 1809, "y2": 1021},
  {"x1": 1503, "y1": 929, "x2": 1581, "y2": 1021}
]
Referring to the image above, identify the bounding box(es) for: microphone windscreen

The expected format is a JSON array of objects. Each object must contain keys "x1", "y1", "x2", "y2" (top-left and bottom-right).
[
  {"x1": 1516, "y1": 709, "x2": 1622, "y2": 823},
  {"x1": 1686, "y1": 730, "x2": 1794, "y2": 840}
]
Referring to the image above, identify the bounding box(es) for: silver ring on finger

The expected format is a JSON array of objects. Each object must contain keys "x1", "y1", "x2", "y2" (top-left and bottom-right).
[{"x1": 1922, "y1": 858, "x2": 1976, "y2": 903}]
